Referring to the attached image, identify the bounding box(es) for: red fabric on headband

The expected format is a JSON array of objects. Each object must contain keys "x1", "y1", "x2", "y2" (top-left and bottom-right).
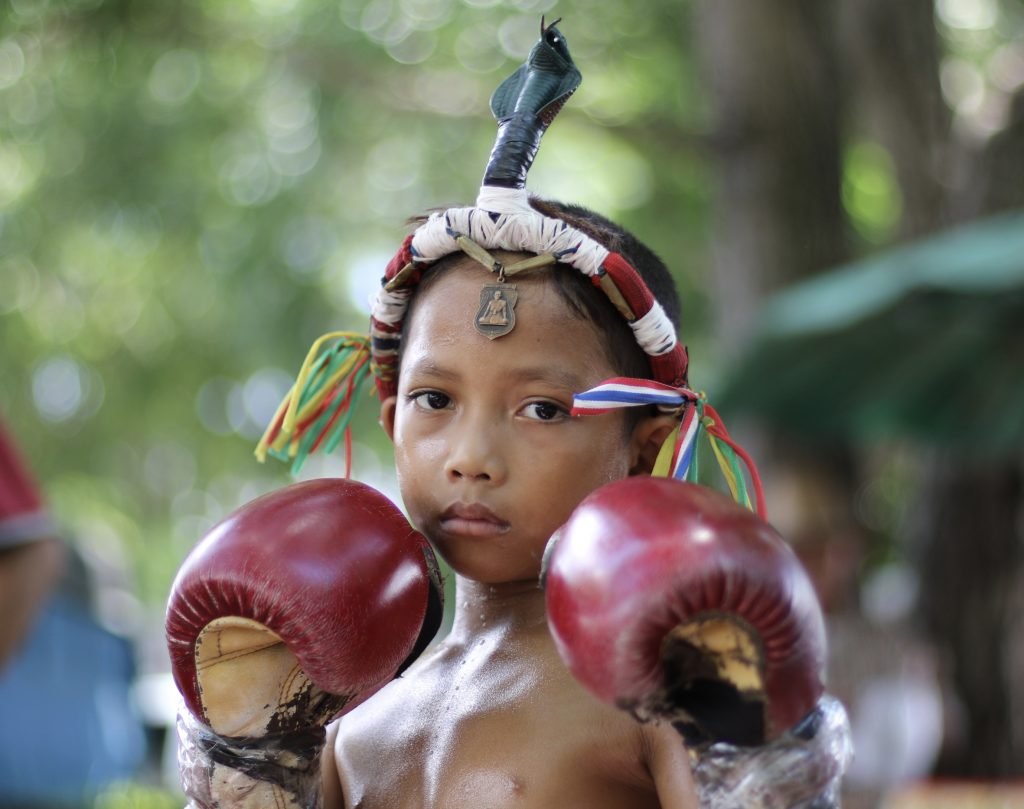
[
  {"x1": 600, "y1": 252, "x2": 689, "y2": 386},
  {"x1": 650, "y1": 351, "x2": 689, "y2": 390},
  {"x1": 384, "y1": 234, "x2": 418, "y2": 282},
  {"x1": 600, "y1": 252, "x2": 657, "y2": 317},
  {"x1": 370, "y1": 235, "x2": 690, "y2": 397}
]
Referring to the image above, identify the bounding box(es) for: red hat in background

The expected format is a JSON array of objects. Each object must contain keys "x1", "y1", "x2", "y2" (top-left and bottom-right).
[{"x1": 0, "y1": 421, "x2": 57, "y2": 548}]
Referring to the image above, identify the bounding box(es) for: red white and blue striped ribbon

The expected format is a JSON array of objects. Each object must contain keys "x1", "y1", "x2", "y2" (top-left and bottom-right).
[
  {"x1": 571, "y1": 377, "x2": 698, "y2": 416},
  {"x1": 572, "y1": 376, "x2": 702, "y2": 481},
  {"x1": 573, "y1": 376, "x2": 768, "y2": 518},
  {"x1": 671, "y1": 402, "x2": 701, "y2": 481}
]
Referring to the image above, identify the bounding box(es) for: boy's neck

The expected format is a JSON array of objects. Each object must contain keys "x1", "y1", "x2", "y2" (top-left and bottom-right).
[{"x1": 448, "y1": 575, "x2": 548, "y2": 641}]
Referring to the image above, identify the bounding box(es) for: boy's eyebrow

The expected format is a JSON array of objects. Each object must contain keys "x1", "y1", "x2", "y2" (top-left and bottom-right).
[
  {"x1": 503, "y1": 366, "x2": 588, "y2": 390},
  {"x1": 402, "y1": 359, "x2": 459, "y2": 382}
]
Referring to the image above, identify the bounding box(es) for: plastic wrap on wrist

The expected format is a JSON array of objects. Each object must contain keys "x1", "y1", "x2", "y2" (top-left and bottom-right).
[
  {"x1": 176, "y1": 708, "x2": 325, "y2": 809},
  {"x1": 692, "y1": 695, "x2": 853, "y2": 809}
]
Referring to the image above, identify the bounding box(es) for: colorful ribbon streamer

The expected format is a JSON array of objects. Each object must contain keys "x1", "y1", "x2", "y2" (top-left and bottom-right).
[
  {"x1": 255, "y1": 332, "x2": 373, "y2": 476},
  {"x1": 572, "y1": 376, "x2": 767, "y2": 518}
]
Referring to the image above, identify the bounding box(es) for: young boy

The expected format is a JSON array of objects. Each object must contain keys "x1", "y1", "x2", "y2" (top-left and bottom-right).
[
  {"x1": 169, "y1": 20, "x2": 848, "y2": 809},
  {"x1": 322, "y1": 232, "x2": 699, "y2": 808}
]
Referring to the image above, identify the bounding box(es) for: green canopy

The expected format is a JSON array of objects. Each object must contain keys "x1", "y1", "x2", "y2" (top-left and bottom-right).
[{"x1": 716, "y1": 209, "x2": 1024, "y2": 451}]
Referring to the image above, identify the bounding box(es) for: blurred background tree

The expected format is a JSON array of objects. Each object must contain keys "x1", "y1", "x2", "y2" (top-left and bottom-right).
[
  {"x1": 2, "y1": 0, "x2": 1022, "y2": 805},
  {"x1": 696, "y1": 0, "x2": 1024, "y2": 791},
  {"x1": 1, "y1": 0, "x2": 713, "y2": 611}
]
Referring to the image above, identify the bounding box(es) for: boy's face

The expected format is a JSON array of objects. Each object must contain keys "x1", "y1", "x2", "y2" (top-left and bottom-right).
[{"x1": 381, "y1": 254, "x2": 657, "y2": 586}]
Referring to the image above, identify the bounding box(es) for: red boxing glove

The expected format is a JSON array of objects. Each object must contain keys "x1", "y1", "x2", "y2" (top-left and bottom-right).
[
  {"x1": 166, "y1": 478, "x2": 443, "y2": 809},
  {"x1": 544, "y1": 477, "x2": 825, "y2": 747}
]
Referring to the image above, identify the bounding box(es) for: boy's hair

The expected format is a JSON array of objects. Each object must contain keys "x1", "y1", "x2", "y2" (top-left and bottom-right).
[{"x1": 530, "y1": 197, "x2": 681, "y2": 382}]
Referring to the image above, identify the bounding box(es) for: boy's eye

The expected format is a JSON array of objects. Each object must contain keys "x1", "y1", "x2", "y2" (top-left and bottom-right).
[
  {"x1": 410, "y1": 391, "x2": 452, "y2": 411},
  {"x1": 521, "y1": 401, "x2": 566, "y2": 422}
]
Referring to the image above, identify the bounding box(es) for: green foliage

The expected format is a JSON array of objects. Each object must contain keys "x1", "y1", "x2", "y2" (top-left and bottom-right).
[
  {"x1": 842, "y1": 140, "x2": 901, "y2": 244},
  {"x1": 0, "y1": 0, "x2": 712, "y2": 607},
  {"x1": 935, "y1": 0, "x2": 1024, "y2": 137}
]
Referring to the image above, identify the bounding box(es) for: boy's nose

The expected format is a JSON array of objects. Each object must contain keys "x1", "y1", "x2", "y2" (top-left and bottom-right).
[{"x1": 443, "y1": 420, "x2": 507, "y2": 485}]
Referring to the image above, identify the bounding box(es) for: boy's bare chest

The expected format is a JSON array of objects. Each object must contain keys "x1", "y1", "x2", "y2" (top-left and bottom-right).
[{"x1": 334, "y1": 641, "x2": 661, "y2": 809}]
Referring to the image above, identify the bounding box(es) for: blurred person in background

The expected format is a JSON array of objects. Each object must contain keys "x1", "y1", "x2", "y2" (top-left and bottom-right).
[
  {"x1": 0, "y1": 423, "x2": 63, "y2": 671},
  {"x1": 769, "y1": 461, "x2": 944, "y2": 809},
  {"x1": 0, "y1": 418, "x2": 148, "y2": 808}
]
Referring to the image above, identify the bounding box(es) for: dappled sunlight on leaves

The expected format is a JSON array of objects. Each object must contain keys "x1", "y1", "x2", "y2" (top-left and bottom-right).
[{"x1": 1, "y1": 0, "x2": 721, "y2": 609}]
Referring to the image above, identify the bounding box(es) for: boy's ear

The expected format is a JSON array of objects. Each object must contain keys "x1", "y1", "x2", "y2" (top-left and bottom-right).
[
  {"x1": 629, "y1": 413, "x2": 678, "y2": 476},
  {"x1": 379, "y1": 396, "x2": 398, "y2": 443}
]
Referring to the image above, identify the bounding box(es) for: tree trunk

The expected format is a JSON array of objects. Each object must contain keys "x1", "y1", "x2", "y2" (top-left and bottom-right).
[
  {"x1": 909, "y1": 455, "x2": 1024, "y2": 776},
  {"x1": 838, "y1": 0, "x2": 953, "y2": 238},
  {"x1": 693, "y1": 0, "x2": 847, "y2": 357},
  {"x1": 909, "y1": 85, "x2": 1024, "y2": 777},
  {"x1": 696, "y1": 0, "x2": 1024, "y2": 783},
  {"x1": 840, "y1": 0, "x2": 1024, "y2": 778}
]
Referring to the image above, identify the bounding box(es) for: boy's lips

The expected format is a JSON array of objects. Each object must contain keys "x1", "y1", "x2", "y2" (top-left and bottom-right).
[{"x1": 439, "y1": 502, "x2": 510, "y2": 538}]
